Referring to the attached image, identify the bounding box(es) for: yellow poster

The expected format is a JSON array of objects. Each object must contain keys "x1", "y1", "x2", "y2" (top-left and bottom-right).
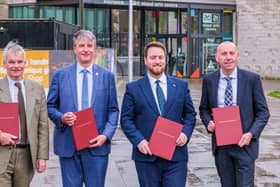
[{"x1": 0, "y1": 50, "x2": 49, "y2": 88}]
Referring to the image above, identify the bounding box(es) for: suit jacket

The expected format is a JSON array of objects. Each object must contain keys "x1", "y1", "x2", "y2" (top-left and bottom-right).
[
  {"x1": 47, "y1": 63, "x2": 119, "y2": 157},
  {"x1": 120, "y1": 75, "x2": 196, "y2": 162},
  {"x1": 0, "y1": 77, "x2": 49, "y2": 173},
  {"x1": 199, "y1": 68, "x2": 270, "y2": 159}
]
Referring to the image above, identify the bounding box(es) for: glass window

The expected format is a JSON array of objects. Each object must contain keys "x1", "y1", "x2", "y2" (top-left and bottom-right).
[
  {"x1": 201, "y1": 38, "x2": 222, "y2": 74},
  {"x1": 190, "y1": 9, "x2": 199, "y2": 34},
  {"x1": 168, "y1": 11, "x2": 178, "y2": 34},
  {"x1": 95, "y1": 9, "x2": 110, "y2": 47},
  {"x1": 159, "y1": 11, "x2": 168, "y2": 34},
  {"x1": 201, "y1": 11, "x2": 222, "y2": 35},
  {"x1": 65, "y1": 7, "x2": 75, "y2": 24},
  {"x1": 224, "y1": 12, "x2": 233, "y2": 35},
  {"x1": 145, "y1": 10, "x2": 156, "y2": 34},
  {"x1": 56, "y1": 8, "x2": 63, "y2": 22},
  {"x1": 10, "y1": 6, "x2": 35, "y2": 18},
  {"x1": 85, "y1": 8, "x2": 94, "y2": 31},
  {"x1": 43, "y1": 6, "x2": 56, "y2": 18},
  {"x1": 181, "y1": 11, "x2": 188, "y2": 34},
  {"x1": 111, "y1": 9, "x2": 119, "y2": 33},
  {"x1": 111, "y1": 9, "x2": 140, "y2": 56}
]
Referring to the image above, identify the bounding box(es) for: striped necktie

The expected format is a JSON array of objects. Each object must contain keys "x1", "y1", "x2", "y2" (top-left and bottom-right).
[{"x1": 224, "y1": 77, "x2": 233, "y2": 106}]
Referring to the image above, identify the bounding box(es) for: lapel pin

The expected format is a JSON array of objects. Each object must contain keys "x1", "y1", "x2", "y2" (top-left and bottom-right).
[{"x1": 95, "y1": 72, "x2": 99, "y2": 76}]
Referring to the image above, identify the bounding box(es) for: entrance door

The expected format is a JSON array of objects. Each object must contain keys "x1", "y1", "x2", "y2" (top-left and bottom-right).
[
  {"x1": 189, "y1": 37, "x2": 222, "y2": 77},
  {"x1": 144, "y1": 34, "x2": 189, "y2": 77}
]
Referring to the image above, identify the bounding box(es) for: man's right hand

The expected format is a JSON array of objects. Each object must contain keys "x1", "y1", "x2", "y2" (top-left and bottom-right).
[
  {"x1": 137, "y1": 140, "x2": 152, "y2": 156},
  {"x1": 207, "y1": 120, "x2": 215, "y2": 132},
  {"x1": 0, "y1": 131, "x2": 18, "y2": 145},
  {"x1": 61, "y1": 112, "x2": 76, "y2": 126}
]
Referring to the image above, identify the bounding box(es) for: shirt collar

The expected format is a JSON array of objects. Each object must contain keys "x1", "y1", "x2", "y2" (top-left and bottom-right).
[
  {"x1": 220, "y1": 67, "x2": 237, "y2": 79},
  {"x1": 77, "y1": 62, "x2": 93, "y2": 74},
  {"x1": 7, "y1": 76, "x2": 24, "y2": 86},
  {"x1": 147, "y1": 72, "x2": 167, "y2": 85}
]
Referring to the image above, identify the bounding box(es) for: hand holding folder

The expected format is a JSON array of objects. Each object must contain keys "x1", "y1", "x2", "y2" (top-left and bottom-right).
[
  {"x1": 212, "y1": 106, "x2": 243, "y2": 146},
  {"x1": 149, "y1": 116, "x2": 183, "y2": 160},
  {"x1": 0, "y1": 103, "x2": 19, "y2": 140},
  {"x1": 71, "y1": 107, "x2": 99, "y2": 151}
]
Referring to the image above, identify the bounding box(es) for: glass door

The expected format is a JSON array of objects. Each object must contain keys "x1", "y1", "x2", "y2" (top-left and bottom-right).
[
  {"x1": 201, "y1": 38, "x2": 222, "y2": 75},
  {"x1": 145, "y1": 35, "x2": 189, "y2": 77}
]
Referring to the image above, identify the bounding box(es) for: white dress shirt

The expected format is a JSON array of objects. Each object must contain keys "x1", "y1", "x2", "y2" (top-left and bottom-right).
[
  {"x1": 217, "y1": 67, "x2": 238, "y2": 107},
  {"x1": 76, "y1": 63, "x2": 93, "y2": 111},
  {"x1": 147, "y1": 72, "x2": 167, "y2": 114}
]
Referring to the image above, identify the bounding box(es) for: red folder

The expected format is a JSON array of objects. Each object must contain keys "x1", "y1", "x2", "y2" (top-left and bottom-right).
[
  {"x1": 71, "y1": 107, "x2": 99, "y2": 151},
  {"x1": 212, "y1": 106, "x2": 243, "y2": 146},
  {"x1": 149, "y1": 116, "x2": 183, "y2": 160},
  {"x1": 0, "y1": 103, "x2": 19, "y2": 139}
]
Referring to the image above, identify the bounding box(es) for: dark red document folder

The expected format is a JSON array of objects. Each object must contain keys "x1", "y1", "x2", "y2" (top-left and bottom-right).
[
  {"x1": 149, "y1": 116, "x2": 183, "y2": 160},
  {"x1": 0, "y1": 103, "x2": 19, "y2": 139},
  {"x1": 212, "y1": 106, "x2": 243, "y2": 146},
  {"x1": 72, "y1": 107, "x2": 99, "y2": 151}
]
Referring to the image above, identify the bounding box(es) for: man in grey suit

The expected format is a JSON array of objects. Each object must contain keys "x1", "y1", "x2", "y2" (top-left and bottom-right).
[
  {"x1": 0, "y1": 41, "x2": 49, "y2": 186},
  {"x1": 199, "y1": 41, "x2": 270, "y2": 187}
]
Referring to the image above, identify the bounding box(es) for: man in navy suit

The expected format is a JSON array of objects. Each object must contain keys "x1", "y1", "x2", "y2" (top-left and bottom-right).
[
  {"x1": 47, "y1": 30, "x2": 119, "y2": 187},
  {"x1": 121, "y1": 42, "x2": 196, "y2": 187},
  {"x1": 199, "y1": 41, "x2": 270, "y2": 187}
]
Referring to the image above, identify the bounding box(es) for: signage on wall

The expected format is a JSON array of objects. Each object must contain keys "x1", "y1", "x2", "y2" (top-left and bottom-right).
[
  {"x1": 92, "y1": 0, "x2": 188, "y2": 8},
  {"x1": 202, "y1": 13, "x2": 221, "y2": 34}
]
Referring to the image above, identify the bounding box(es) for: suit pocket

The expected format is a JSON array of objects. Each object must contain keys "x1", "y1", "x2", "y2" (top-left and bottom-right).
[{"x1": 0, "y1": 147, "x2": 13, "y2": 174}]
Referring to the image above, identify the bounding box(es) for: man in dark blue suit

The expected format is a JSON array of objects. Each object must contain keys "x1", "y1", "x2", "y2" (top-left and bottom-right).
[
  {"x1": 47, "y1": 30, "x2": 119, "y2": 187},
  {"x1": 121, "y1": 42, "x2": 196, "y2": 187},
  {"x1": 199, "y1": 41, "x2": 270, "y2": 187}
]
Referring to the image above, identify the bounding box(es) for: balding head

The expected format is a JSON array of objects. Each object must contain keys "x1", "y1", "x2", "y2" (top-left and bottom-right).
[
  {"x1": 216, "y1": 41, "x2": 238, "y2": 55},
  {"x1": 215, "y1": 41, "x2": 239, "y2": 76}
]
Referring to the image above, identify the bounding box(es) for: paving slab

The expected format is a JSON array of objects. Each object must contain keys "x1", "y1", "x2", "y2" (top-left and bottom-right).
[{"x1": 30, "y1": 78, "x2": 280, "y2": 187}]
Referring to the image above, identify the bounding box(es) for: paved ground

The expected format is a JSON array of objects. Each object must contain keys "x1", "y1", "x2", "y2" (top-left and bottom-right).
[{"x1": 31, "y1": 77, "x2": 280, "y2": 187}]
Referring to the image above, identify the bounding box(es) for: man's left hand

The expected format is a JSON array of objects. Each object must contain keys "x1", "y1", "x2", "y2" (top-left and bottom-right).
[
  {"x1": 176, "y1": 133, "x2": 188, "y2": 147},
  {"x1": 89, "y1": 135, "x2": 108, "y2": 148},
  {"x1": 238, "y1": 132, "x2": 253, "y2": 147},
  {"x1": 36, "y1": 159, "x2": 47, "y2": 173}
]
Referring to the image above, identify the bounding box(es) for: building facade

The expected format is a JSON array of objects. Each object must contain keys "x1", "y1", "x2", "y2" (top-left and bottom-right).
[
  {"x1": 1, "y1": 0, "x2": 280, "y2": 78},
  {"x1": 236, "y1": 0, "x2": 280, "y2": 79}
]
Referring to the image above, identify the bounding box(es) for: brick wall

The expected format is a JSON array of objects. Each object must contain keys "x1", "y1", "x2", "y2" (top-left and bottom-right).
[{"x1": 236, "y1": 0, "x2": 280, "y2": 78}]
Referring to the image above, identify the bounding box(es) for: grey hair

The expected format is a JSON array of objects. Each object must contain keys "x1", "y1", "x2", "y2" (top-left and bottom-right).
[
  {"x1": 2, "y1": 41, "x2": 26, "y2": 64},
  {"x1": 73, "y1": 30, "x2": 96, "y2": 48}
]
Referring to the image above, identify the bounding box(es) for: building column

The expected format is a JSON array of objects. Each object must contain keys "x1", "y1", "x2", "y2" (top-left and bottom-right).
[{"x1": 0, "y1": 0, "x2": 8, "y2": 19}]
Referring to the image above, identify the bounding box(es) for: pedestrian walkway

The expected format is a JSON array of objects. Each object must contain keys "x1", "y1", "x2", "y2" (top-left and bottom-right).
[{"x1": 31, "y1": 78, "x2": 280, "y2": 187}]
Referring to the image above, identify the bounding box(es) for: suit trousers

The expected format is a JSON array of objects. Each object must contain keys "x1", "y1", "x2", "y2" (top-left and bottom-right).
[
  {"x1": 0, "y1": 146, "x2": 34, "y2": 187},
  {"x1": 215, "y1": 145, "x2": 255, "y2": 187},
  {"x1": 135, "y1": 158, "x2": 187, "y2": 187},
  {"x1": 59, "y1": 149, "x2": 108, "y2": 187}
]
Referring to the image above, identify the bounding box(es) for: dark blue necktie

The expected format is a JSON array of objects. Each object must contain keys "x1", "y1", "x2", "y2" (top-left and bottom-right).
[
  {"x1": 155, "y1": 80, "x2": 166, "y2": 115},
  {"x1": 81, "y1": 69, "x2": 89, "y2": 109},
  {"x1": 224, "y1": 77, "x2": 233, "y2": 106}
]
